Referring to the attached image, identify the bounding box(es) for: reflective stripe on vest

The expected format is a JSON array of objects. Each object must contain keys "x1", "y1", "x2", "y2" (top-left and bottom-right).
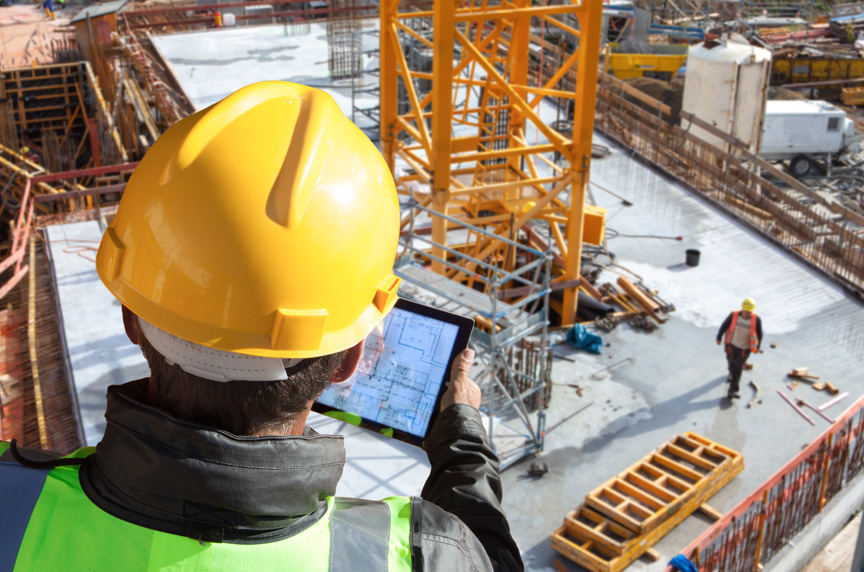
[
  {"x1": 1, "y1": 449, "x2": 413, "y2": 572},
  {"x1": 724, "y1": 311, "x2": 759, "y2": 353},
  {"x1": 0, "y1": 461, "x2": 51, "y2": 572}
]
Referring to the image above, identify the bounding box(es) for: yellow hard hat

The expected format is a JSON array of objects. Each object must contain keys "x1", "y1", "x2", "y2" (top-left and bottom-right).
[
  {"x1": 96, "y1": 82, "x2": 400, "y2": 358},
  {"x1": 742, "y1": 298, "x2": 756, "y2": 312}
]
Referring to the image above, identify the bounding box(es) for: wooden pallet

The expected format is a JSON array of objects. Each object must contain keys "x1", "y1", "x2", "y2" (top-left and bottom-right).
[{"x1": 551, "y1": 433, "x2": 743, "y2": 572}]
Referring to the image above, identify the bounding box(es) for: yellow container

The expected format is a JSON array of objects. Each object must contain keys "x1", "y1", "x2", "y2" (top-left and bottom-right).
[
  {"x1": 841, "y1": 87, "x2": 864, "y2": 106},
  {"x1": 607, "y1": 53, "x2": 688, "y2": 80}
]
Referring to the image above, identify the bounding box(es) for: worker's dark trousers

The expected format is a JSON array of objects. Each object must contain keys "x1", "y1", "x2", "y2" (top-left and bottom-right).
[{"x1": 726, "y1": 345, "x2": 750, "y2": 393}]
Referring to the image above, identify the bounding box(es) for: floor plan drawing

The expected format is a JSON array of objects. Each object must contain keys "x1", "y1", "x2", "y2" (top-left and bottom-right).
[{"x1": 317, "y1": 308, "x2": 460, "y2": 436}]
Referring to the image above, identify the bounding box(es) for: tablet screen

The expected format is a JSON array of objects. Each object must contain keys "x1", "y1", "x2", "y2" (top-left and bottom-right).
[{"x1": 314, "y1": 300, "x2": 472, "y2": 443}]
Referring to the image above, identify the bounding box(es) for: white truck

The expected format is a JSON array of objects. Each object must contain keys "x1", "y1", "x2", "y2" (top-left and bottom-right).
[{"x1": 759, "y1": 100, "x2": 858, "y2": 178}]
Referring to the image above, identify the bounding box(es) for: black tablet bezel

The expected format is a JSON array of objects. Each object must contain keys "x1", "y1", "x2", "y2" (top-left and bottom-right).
[{"x1": 312, "y1": 298, "x2": 474, "y2": 447}]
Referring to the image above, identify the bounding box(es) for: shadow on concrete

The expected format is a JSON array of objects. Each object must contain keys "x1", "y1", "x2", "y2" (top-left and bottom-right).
[{"x1": 580, "y1": 375, "x2": 729, "y2": 456}]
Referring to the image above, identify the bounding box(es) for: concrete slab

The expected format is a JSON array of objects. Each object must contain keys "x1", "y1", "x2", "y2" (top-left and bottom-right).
[
  {"x1": 150, "y1": 21, "x2": 381, "y2": 133},
  {"x1": 507, "y1": 134, "x2": 864, "y2": 571}
]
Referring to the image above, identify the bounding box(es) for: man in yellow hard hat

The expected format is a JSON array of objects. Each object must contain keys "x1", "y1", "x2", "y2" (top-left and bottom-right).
[
  {"x1": 0, "y1": 83, "x2": 522, "y2": 571},
  {"x1": 716, "y1": 298, "x2": 763, "y2": 400}
]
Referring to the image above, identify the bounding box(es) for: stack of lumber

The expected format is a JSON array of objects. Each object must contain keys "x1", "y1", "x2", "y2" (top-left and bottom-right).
[{"x1": 551, "y1": 433, "x2": 744, "y2": 572}]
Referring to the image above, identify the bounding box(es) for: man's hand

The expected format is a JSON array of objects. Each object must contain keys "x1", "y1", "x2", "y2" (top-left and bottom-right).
[
  {"x1": 440, "y1": 349, "x2": 481, "y2": 411},
  {"x1": 716, "y1": 339, "x2": 721, "y2": 346}
]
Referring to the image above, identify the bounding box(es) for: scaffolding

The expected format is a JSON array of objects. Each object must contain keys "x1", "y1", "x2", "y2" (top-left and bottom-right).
[
  {"x1": 397, "y1": 195, "x2": 553, "y2": 468},
  {"x1": 328, "y1": 0, "x2": 363, "y2": 79},
  {"x1": 381, "y1": 0, "x2": 602, "y2": 466}
]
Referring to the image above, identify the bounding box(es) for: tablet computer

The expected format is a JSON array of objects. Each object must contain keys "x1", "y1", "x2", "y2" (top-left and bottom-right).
[{"x1": 312, "y1": 298, "x2": 474, "y2": 447}]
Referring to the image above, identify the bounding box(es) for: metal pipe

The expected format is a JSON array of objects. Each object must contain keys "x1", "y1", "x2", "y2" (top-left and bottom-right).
[
  {"x1": 778, "y1": 390, "x2": 816, "y2": 426},
  {"x1": 818, "y1": 392, "x2": 850, "y2": 412}
]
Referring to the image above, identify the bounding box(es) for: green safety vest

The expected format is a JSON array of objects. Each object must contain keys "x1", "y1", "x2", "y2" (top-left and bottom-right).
[{"x1": 0, "y1": 444, "x2": 414, "y2": 572}]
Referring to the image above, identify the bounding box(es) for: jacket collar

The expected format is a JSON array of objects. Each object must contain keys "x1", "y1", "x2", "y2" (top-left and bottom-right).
[{"x1": 79, "y1": 379, "x2": 346, "y2": 544}]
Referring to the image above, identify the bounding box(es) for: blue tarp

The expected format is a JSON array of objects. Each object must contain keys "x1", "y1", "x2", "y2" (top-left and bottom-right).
[
  {"x1": 669, "y1": 555, "x2": 699, "y2": 572},
  {"x1": 566, "y1": 324, "x2": 603, "y2": 354}
]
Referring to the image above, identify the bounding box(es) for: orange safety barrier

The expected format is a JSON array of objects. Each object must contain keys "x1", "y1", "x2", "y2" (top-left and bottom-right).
[
  {"x1": 0, "y1": 163, "x2": 137, "y2": 303},
  {"x1": 664, "y1": 393, "x2": 864, "y2": 572}
]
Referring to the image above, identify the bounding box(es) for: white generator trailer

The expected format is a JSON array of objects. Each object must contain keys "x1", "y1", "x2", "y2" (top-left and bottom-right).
[{"x1": 759, "y1": 100, "x2": 857, "y2": 177}]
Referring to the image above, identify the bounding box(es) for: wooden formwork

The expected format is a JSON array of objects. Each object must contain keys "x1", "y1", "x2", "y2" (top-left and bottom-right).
[
  {"x1": 551, "y1": 433, "x2": 743, "y2": 572},
  {"x1": 0, "y1": 63, "x2": 89, "y2": 154}
]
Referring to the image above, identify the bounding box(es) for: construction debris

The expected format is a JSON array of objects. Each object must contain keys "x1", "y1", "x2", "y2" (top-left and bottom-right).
[
  {"x1": 795, "y1": 398, "x2": 835, "y2": 423},
  {"x1": 747, "y1": 380, "x2": 762, "y2": 409},
  {"x1": 778, "y1": 390, "x2": 817, "y2": 426},
  {"x1": 819, "y1": 392, "x2": 850, "y2": 411},
  {"x1": 528, "y1": 462, "x2": 550, "y2": 477},
  {"x1": 788, "y1": 367, "x2": 821, "y2": 380}
]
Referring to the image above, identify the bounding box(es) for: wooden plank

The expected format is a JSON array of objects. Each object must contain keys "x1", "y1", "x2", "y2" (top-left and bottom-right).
[
  {"x1": 564, "y1": 514, "x2": 627, "y2": 555},
  {"x1": 551, "y1": 524, "x2": 616, "y2": 572},
  {"x1": 616, "y1": 276, "x2": 666, "y2": 323},
  {"x1": 666, "y1": 443, "x2": 721, "y2": 472},
  {"x1": 624, "y1": 472, "x2": 678, "y2": 503},
  {"x1": 698, "y1": 503, "x2": 724, "y2": 521},
  {"x1": 613, "y1": 479, "x2": 666, "y2": 510},
  {"x1": 597, "y1": 73, "x2": 673, "y2": 116},
  {"x1": 652, "y1": 452, "x2": 702, "y2": 482},
  {"x1": 684, "y1": 432, "x2": 741, "y2": 464}
]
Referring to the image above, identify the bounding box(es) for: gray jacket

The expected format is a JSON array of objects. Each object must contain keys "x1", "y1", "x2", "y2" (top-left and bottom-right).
[{"x1": 55, "y1": 380, "x2": 524, "y2": 571}]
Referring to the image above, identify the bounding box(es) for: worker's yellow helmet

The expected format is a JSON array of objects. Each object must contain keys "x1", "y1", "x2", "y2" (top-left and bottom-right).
[
  {"x1": 96, "y1": 82, "x2": 400, "y2": 359},
  {"x1": 741, "y1": 298, "x2": 757, "y2": 312}
]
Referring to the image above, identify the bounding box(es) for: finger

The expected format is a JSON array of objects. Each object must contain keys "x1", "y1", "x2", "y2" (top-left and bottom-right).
[{"x1": 450, "y1": 348, "x2": 475, "y2": 383}]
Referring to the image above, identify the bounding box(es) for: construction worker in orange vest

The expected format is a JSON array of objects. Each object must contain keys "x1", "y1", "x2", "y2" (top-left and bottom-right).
[{"x1": 716, "y1": 298, "x2": 763, "y2": 400}]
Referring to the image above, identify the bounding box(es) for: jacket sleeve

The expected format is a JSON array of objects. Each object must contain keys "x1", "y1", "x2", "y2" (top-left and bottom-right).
[
  {"x1": 717, "y1": 313, "x2": 732, "y2": 343},
  {"x1": 421, "y1": 404, "x2": 523, "y2": 572}
]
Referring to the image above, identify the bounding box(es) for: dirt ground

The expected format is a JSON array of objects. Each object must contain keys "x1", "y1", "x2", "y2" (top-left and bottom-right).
[{"x1": 0, "y1": 0, "x2": 77, "y2": 68}]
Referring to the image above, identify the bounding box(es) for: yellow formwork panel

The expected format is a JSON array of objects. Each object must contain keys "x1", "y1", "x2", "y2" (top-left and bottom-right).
[
  {"x1": 771, "y1": 58, "x2": 864, "y2": 85},
  {"x1": 607, "y1": 53, "x2": 687, "y2": 80},
  {"x1": 551, "y1": 432, "x2": 744, "y2": 572}
]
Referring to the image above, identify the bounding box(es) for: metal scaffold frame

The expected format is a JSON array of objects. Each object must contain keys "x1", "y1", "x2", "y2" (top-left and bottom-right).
[
  {"x1": 380, "y1": 0, "x2": 602, "y2": 325},
  {"x1": 379, "y1": 0, "x2": 602, "y2": 467},
  {"x1": 397, "y1": 194, "x2": 552, "y2": 468}
]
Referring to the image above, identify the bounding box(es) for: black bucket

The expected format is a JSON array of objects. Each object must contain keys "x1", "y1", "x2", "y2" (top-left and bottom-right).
[{"x1": 685, "y1": 249, "x2": 701, "y2": 267}]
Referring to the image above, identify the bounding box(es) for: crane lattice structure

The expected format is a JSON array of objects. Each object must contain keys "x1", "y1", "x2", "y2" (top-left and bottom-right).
[
  {"x1": 381, "y1": 0, "x2": 602, "y2": 323},
  {"x1": 380, "y1": 0, "x2": 602, "y2": 467}
]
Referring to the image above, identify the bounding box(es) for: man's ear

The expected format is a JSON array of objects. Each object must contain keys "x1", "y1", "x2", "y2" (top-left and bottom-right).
[
  {"x1": 331, "y1": 340, "x2": 364, "y2": 383},
  {"x1": 121, "y1": 305, "x2": 140, "y2": 346}
]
